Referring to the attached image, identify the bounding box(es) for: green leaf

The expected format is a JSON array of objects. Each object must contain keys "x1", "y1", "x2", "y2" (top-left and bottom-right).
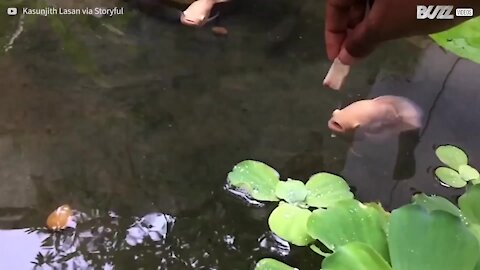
[
  {"x1": 459, "y1": 164, "x2": 480, "y2": 181},
  {"x1": 268, "y1": 202, "x2": 314, "y2": 246},
  {"x1": 255, "y1": 258, "x2": 297, "y2": 270},
  {"x1": 412, "y1": 194, "x2": 462, "y2": 218},
  {"x1": 388, "y1": 204, "x2": 479, "y2": 270},
  {"x1": 469, "y1": 224, "x2": 480, "y2": 246},
  {"x1": 305, "y1": 173, "x2": 354, "y2": 208},
  {"x1": 365, "y1": 202, "x2": 391, "y2": 232},
  {"x1": 472, "y1": 178, "x2": 480, "y2": 185},
  {"x1": 459, "y1": 185, "x2": 480, "y2": 225},
  {"x1": 322, "y1": 242, "x2": 392, "y2": 270},
  {"x1": 275, "y1": 179, "x2": 308, "y2": 204},
  {"x1": 431, "y1": 17, "x2": 480, "y2": 64},
  {"x1": 435, "y1": 145, "x2": 468, "y2": 170},
  {"x1": 306, "y1": 199, "x2": 390, "y2": 261},
  {"x1": 468, "y1": 223, "x2": 480, "y2": 270},
  {"x1": 227, "y1": 160, "x2": 280, "y2": 201},
  {"x1": 434, "y1": 167, "x2": 466, "y2": 188}
]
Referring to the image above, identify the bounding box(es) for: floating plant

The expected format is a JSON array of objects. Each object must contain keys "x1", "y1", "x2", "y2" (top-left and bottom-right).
[
  {"x1": 307, "y1": 199, "x2": 390, "y2": 261},
  {"x1": 431, "y1": 17, "x2": 480, "y2": 64},
  {"x1": 275, "y1": 179, "x2": 308, "y2": 206},
  {"x1": 387, "y1": 204, "x2": 478, "y2": 270},
  {"x1": 459, "y1": 185, "x2": 480, "y2": 226},
  {"x1": 251, "y1": 192, "x2": 480, "y2": 270},
  {"x1": 434, "y1": 145, "x2": 480, "y2": 188},
  {"x1": 255, "y1": 258, "x2": 297, "y2": 270},
  {"x1": 227, "y1": 161, "x2": 353, "y2": 207},
  {"x1": 435, "y1": 145, "x2": 468, "y2": 170},
  {"x1": 227, "y1": 156, "x2": 480, "y2": 270},
  {"x1": 227, "y1": 160, "x2": 280, "y2": 202},
  {"x1": 227, "y1": 161, "x2": 355, "y2": 248},
  {"x1": 304, "y1": 173, "x2": 354, "y2": 208},
  {"x1": 268, "y1": 202, "x2": 313, "y2": 246},
  {"x1": 435, "y1": 167, "x2": 467, "y2": 188}
]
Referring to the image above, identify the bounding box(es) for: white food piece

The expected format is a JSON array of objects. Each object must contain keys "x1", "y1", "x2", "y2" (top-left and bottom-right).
[{"x1": 323, "y1": 58, "x2": 351, "y2": 90}]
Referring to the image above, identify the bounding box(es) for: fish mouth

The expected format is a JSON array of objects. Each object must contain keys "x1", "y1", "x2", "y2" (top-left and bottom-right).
[
  {"x1": 180, "y1": 11, "x2": 219, "y2": 27},
  {"x1": 328, "y1": 119, "x2": 356, "y2": 140},
  {"x1": 328, "y1": 119, "x2": 345, "y2": 133},
  {"x1": 180, "y1": 14, "x2": 204, "y2": 26}
]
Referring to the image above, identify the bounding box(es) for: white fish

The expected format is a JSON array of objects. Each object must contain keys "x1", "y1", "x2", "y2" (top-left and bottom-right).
[
  {"x1": 180, "y1": 0, "x2": 229, "y2": 27},
  {"x1": 328, "y1": 95, "x2": 423, "y2": 140}
]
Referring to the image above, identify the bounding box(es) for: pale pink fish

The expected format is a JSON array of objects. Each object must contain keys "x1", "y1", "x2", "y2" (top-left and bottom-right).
[
  {"x1": 328, "y1": 95, "x2": 423, "y2": 140},
  {"x1": 180, "y1": 0, "x2": 229, "y2": 27}
]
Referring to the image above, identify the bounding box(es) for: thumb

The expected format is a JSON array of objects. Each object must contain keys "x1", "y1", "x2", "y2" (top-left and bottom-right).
[{"x1": 337, "y1": 19, "x2": 379, "y2": 65}]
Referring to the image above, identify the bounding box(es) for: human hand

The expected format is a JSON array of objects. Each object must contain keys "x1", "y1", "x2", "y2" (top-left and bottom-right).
[{"x1": 325, "y1": 0, "x2": 480, "y2": 65}]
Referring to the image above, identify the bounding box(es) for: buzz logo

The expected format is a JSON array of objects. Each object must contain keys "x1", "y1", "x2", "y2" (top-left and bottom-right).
[{"x1": 417, "y1": 5, "x2": 454, "y2": 19}]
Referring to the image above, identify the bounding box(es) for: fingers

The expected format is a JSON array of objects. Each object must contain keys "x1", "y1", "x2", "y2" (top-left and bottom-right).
[
  {"x1": 347, "y1": 0, "x2": 366, "y2": 28},
  {"x1": 325, "y1": 0, "x2": 355, "y2": 61},
  {"x1": 338, "y1": 19, "x2": 376, "y2": 65},
  {"x1": 338, "y1": 1, "x2": 385, "y2": 64}
]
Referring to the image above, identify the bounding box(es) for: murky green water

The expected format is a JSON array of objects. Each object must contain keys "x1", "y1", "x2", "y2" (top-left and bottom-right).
[{"x1": 0, "y1": 0, "x2": 475, "y2": 269}]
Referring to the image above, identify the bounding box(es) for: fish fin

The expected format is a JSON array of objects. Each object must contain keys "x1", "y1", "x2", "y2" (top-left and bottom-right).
[
  {"x1": 374, "y1": 95, "x2": 423, "y2": 129},
  {"x1": 384, "y1": 103, "x2": 401, "y2": 123},
  {"x1": 349, "y1": 147, "x2": 363, "y2": 157},
  {"x1": 372, "y1": 95, "x2": 406, "y2": 103},
  {"x1": 365, "y1": 120, "x2": 388, "y2": 134},
  {"x1": 396, "y1": 121, "x2": 421, "y2": 132}
]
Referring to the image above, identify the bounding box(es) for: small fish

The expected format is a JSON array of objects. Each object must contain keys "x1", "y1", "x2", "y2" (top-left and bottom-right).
[
  {"x1": 180, "y1": 0, "x2": 229, "y2": 27},
  {"x1": 328, "y1": 95, "x2": 423, "y2": 140},
  {"x1": 46, "y1": 204, "x2": 74, "y2": 231}
]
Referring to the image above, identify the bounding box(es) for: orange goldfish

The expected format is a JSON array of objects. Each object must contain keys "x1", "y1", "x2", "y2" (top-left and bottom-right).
[{"x1": 46, "y1": 205, "x2": 74, "y2": 231}]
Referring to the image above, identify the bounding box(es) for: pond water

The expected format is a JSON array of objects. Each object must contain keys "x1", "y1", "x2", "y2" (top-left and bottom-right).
[{"x1": 0, "y1": 0, "x2": 478, "y2": 269}]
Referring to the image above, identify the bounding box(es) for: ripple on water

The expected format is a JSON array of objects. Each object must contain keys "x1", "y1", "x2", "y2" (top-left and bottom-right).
[
  {"x1": 224, "y1": 183, "x2": 265, "y2": 207},
  {"x1": 258, "y1": 231, "x2": 291, "y2": 256}
]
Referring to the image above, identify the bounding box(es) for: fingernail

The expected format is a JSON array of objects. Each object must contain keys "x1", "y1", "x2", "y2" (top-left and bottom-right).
[{"x1": 338, "y1": 48, "x2": 361, "y2": 65}]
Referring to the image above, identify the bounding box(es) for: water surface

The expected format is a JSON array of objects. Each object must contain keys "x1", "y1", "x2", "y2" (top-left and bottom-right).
[{"x1": 0, "y1": 0, "x2": 476, "y2": 269}]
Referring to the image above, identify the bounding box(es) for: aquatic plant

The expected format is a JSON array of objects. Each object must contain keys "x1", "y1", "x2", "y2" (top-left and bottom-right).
[
  {"x1": 431, "y1": 17, "x2": 480, "y2": 64},
  {"x1": 228, "y1": 160, "x2": 354, "y2": 207},
  {"x1": 227, "y1": 160, "x2": 480, "y2": 270},
  {"x1": 435, "y1": 145, "x2": 480, "y2": 188}
]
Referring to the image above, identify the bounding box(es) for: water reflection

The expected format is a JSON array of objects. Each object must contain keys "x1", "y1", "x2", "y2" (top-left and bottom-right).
[
  {"x1": 0, "y1": 211, "x2": 174, "y2": 269},
  {"x1": 125, "y1": 212, "x2": 175, "y2": 246},
  {"x1": 224, "y1": 183, "x2": 265, "y2": 207},
  {"x1": 257, "y1": 232, "x2": 290, "y2": 257}
]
